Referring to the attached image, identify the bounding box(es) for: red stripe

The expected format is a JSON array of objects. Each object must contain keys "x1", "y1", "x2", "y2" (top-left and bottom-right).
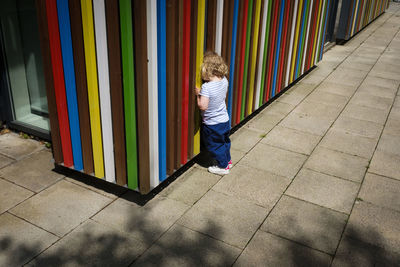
[
  {"x1": 181, "y1": 0, "x2": 190, "y2": 164},
  {"x1": 277, "y1": 1, "x2": 290, "y2": 93},
  {"x1": 265, "y1": 0, "x2": 279, "y2": 101},
  {"x1": 235, "y1": 0, "x2": 249, "y2": 124},
  {"x1": 46, "y1": 0, "x2": 73, "y2": 167}
]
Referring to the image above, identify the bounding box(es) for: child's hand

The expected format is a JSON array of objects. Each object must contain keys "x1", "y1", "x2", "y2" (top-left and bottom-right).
[{"x1": 194, "y1": 87, "x2": 201, "y2": 96}]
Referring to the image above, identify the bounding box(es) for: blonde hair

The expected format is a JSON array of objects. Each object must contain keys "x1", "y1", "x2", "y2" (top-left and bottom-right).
[{"x1": 201, "y1": 51, "x2": 229, "y2": 81}]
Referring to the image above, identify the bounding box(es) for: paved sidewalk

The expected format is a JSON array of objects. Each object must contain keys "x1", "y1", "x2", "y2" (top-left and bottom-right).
[{"x1": 1, "y1": 3, "x2": 400, "y2": 266}]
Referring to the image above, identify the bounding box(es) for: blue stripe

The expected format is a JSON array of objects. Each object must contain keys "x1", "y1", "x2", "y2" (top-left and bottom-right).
[
  {"x1": 320, "y1": 0, "x2": 330, "y2": 61},
  {"x1": 228, "y1": 0, "x2": 239, "y2": 120},
  {"x1": 56, "y1": 0, "x2": 83, "y2": 170},
  {"x1": 348, "y1": 0, "x2": 356, "y2": 38},
  {"x1": 157, "y1": 0, "x2": 167, "y2": 181},
  {"x1": 272, "y1": 0, "x2": 285, "y2": 97},
  {"x1": 295, "y1": 0, "x2": 308, "y2": 79}
]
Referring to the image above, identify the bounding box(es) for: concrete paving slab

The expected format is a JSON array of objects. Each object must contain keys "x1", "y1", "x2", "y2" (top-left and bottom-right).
[
  {"x1": 358, "y1": 81, "x2": 398, "y2": 100},
  {"x1": 345, "y1": 201, "x2": 400, "y2": 253},
  {"x1": 287, "y1": 82, "x2": 317, "y2": 95},
  {"x1": 10, "y1": 180, "x2": 111, "y2": 237},
  {"x1": 177, "y1": 190, "x2": 268, "y2": 248},
  {"x1": 263, "y1": 101, "x2": 295, "y2": 117},
  {"x1": 315, "y1": 81, "x2": 358, "y2": 97},
  {"x1": 0, "y1": 133, "x2": 43, "y2": 160},
  {"x1": 0, "y1": 154, "x2": 14, "y2": 169},
  {"x1": 286, "y1": 169, "x2": 359, "y2": 214},
  {"x1": 0, "y1": 212, "x2": 58, "y2": 266},
  {"x1": 293, "y1": 101, "x2": 343, "y2": 120},
  {"x1": 245, "y1": 112, "x2": 282, "y2": 132},
  {"x1": 277, "y1": 91, "x2": 308, "y2": 106},
  {"x1": 0, "y1": 178, "x2": 33, "y2": 214},
  {"x1": 133, "y1": 224, "x2": 241, "y2": 267},
  {"x1": 230, "y1": 128, "x2": 262, "y2": 153},
  {"x1": 304, "y1": 90, "x2": 349, "y2": 109},
  {"x1": 340, "y1": 55, "x2": 376, "y2": 72},
  {"x1": 213, "y1": 164, "x2": 291, "y2": 209},
  {"x1": 362, "y1": 75, "x2": 400, "y2": 90},
  {"x1": 376, "y1": 133, "x2": 400, "y2": 156},
  {"x1": 241, "y1": 143, "x2": 307, "y2": 179},
  {"x1": 234, "y1": 231, "x2": 331, "y2": 267},
  {"x1": 388, "y1": 106, "x2": 400, "y2": 121},
  {"x1": 325, "y1": 68, "x2": 367, "y2": 87},
  {"x1": 394, "y1": 96, "x2": 400, "y2": 108},
  {"x1": 261, "y1": 196, "x2": 348, "y2": 254},
  {"x1": 92, "y1": 195, "x2": 189, "y2": 245},
  {"x1": 369, "y1": 150, "x2": 400, "y2": 180},
  {"x1": 230, "y1": 148, "x2": 245, "y2": 167},
  {"x1": 349, "y1": 91, "x2": 393, "y2": 111},
  {"x1": 30, "y1": 220, "x2": 146, "y2": 267},
  {"x1": 261, "y1": 126, "x2": 321, "y2": 155},
  {"x1": 298, "y1": 73, "x2": 327, "y2": 86},
  {"x1": 160, "y1": 167, "x2": 220, "y2": 206},
  {"x1": 332, "y1": 116, "x2": 383, "y2": 139},
  {"x1": 0, "y1": 150, "x2": 64, "y2": 193},
  {"x1": 319, "y1": 129, "x2": 378, "y2": 159},
  {"x1": 359, "y1": 172, "x2": 400, "y2": 212},
  {"x1": 341, "y1": 103, "x2": 390, "y2": 125},
  {"x1": 279, "y1": 112, "x2": 333, "y2": 136},
  {"x1": 304, "y1": 146, "x2": 369, "y2": 183},
  {"x1": 369, "y1": 66, "x2": 400, "y2": 82},
  {"x1": 332, "y1": 236, "x2": 400, "y2": 267},
  {"x1": 382, "y1": 118, "x2": 400, "y2": 137}
]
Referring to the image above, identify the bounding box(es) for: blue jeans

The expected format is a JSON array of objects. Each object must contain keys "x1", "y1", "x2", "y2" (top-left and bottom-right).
[{"x1": 201, "y1": 121, "x2": 231, "y2": 168}]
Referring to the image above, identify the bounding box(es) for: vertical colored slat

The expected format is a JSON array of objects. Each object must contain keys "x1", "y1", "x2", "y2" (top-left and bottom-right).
[
  {"x1": 255, "y1": 0, "x2": 270, "y2": 109},
  {"x1": 104, "y1": 0, "x2": 126, "y2": 185},
  {"x1": 56, "y1": 0, "x2": 83, "y2": 171},
  {"x1": 300, "y1": 0, "x2": 314, "y2": 75},
  {"x1": 93, "y1": 0, "x2": 115, "y2": 182},
  {"x1": 305, "y1": 0, "x2": 319, "y2": 71},
  {"x1": 69, "y1": 0, "x2": 94, "y2": 174},
  {"x1": 215, "y1": 0, "x2": 224, "y2": 54},
  {"x1": 357, "y1": 0, "x2": 366, "y2": 32},
  {"x1": 313, "y1": 0, "x2": 325, "y2": 65},
  {"x1": 271, "y1": 0, "x2": 285, "y2": 97},
  {"x1": 289, "y1": 0, "x2": 303, "y2": 83},
  {"x1": 282, "y1": 0, "x2": 295, "y2": 89},
  {"x1": 133, "y1": 0, "x2": 151, "y2": 193},
  {"x1": 194, "y1": 0, "x2": 205, "y2": 155},
  {"x1": 181, "y1": 0, "x2": 190, "y2": 164},
  {"x1": 235, "y1": 0, "x2": 249, "y2": 124},
  {"x1": 277, "y1": 0, "x2": 291, "y2": 93},
  {"x1": 347, "y1": 0, "x2": 356, "y2": 38},
  {"x1": 120, "y1": 0, "x2": 138, "y2": 189},
  {"x1": 310, "y1": 0, "x2": 322, "y2": 68},
  {"x1": 147, "y1": 0, "x2": 160, "y2": 187},
  {"x1": 319, "y1": 0, "x2": 330, "y2": 61},
  {"x1": 157, "y1": 0, "x2": 167, "y2": 182},
  {"x1": 227, "y1": 0, "x2": 239, "y2": 119},
  {"x1": 166, "y1": 0, "x2": 177, "y2": 174},
  {"x1": 206, "y1": 0, "x2": 217, "y2": 51},
  {"x1": 285, "y1": 0, "x2": 298, "y2": 87},
  {"x1": 36, "y1": 0, "x2": 63, "y2": 164},
  {"x1": 81, "y1": 0, "x2": 104, "y2": 178},
  {"x1": 351, "y1": 0, "x2": 360, "y2": 36},
  {"x1": 265, "y1": 0, "x2": 279, "y2": 100},
  {"x1": 175, "y1": 0, "x2": 183, "y2": 169},
  {"x1": 46, "y1": 0, "x2": 73, "y2": 167},
  {"x1": 247, "y1": 0, "x2": 261, "y2": 114},
  {"x1": 240, "y1": 0, "x2": 253, "y2": 120},
  {"x1": 295, "y1": 0, "x2": 310, "y2": 80}
]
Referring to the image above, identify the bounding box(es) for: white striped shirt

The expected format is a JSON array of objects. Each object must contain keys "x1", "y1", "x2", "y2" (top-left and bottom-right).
[{"x1": 200, "y1": 77, "x2": 229, "y2": 125}]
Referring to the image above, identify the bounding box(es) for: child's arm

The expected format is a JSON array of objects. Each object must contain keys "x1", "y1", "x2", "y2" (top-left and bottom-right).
[{"x1": 195, "y1": 87, "x2": 209, "y2": 111}]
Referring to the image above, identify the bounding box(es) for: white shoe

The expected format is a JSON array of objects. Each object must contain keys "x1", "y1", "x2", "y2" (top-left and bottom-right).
[
  {"x1": 208, "y1": 165, "x2": 230, "y2": 175},
  {"x1": 228, "y1": 160, "x2": 232, "y2": 169}
]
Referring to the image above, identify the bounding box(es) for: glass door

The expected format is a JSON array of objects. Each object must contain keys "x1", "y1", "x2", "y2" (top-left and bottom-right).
[{"x1": 0, "y1": 0, "x2": 49, "y2": 134}]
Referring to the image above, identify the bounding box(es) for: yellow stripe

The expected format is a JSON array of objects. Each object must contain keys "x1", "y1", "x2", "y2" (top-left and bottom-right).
[
  {"x1": 81, "y1": 0, "x2": 104, "y2": 178},
  {"x1": 194, "y1": 0, "x2": 205, "y2": 155},
  {"x1": 351, "y1": 0, "x2": 360, "y2": 36},
  {"x1": 290, "y1": 0, "x2": 304, "y2": 82},
  {"x1": 311, "y1": 0, "x2": 323, "y2": 65},
  {"x1": 247, "y1": 0, "x2": 262, "y2": 115}
]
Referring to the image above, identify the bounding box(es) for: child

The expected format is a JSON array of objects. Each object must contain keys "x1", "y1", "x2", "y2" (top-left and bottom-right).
[{"x1": 194, "y1": 52, "x2": 232, "y2": 175}]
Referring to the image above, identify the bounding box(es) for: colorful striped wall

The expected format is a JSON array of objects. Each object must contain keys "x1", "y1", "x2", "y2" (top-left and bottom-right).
[
  {"x1": 337, "y1": 0, "x2": 389, "y2": 40},
  {"x1": 37, "y1": 0, "x2": 330, "y2": 194}
]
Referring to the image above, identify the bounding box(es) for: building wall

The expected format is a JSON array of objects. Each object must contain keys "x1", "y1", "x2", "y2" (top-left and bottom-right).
[{"x1": 37, "y1": 0, "x2": 333, "y2": 194}]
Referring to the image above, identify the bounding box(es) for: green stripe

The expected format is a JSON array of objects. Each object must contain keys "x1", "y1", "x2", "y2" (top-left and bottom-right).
[
  {"x1": 120, "y1": 0, "x2": 138, "y2": 189},
  {"x1": 241, "y1": 0, "x2": 254, "y2": 120},
  {"x1": 259, "y1": 0, "x2": 273, "y2": 107},
  {"x1": 316, "y1": 0, "x2": 328, "y2": 64}
]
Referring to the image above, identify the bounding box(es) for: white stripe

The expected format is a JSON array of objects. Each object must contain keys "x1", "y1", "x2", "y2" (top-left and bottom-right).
[
  {"x1": 314, "y1": 0, "x2": 326, "y2": 64},
  {"x1": 93, "y1": 0, "x2": 115, "y2": 183},
  {"x1": 215, "y1": 0, "x2": 224, "y2": 55},
  {"x1": 254, "y1": 0, "x2": 269, "y2": 109},
  {"x1": 301, "y1": 0, "x2": 314, "y2": 74},
  {"x1": 147, "y1": 0, "x2": 159, "y2": 188},
  {"x1": 285, "y1": 0, "x2": 299, "y2": 87}
]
